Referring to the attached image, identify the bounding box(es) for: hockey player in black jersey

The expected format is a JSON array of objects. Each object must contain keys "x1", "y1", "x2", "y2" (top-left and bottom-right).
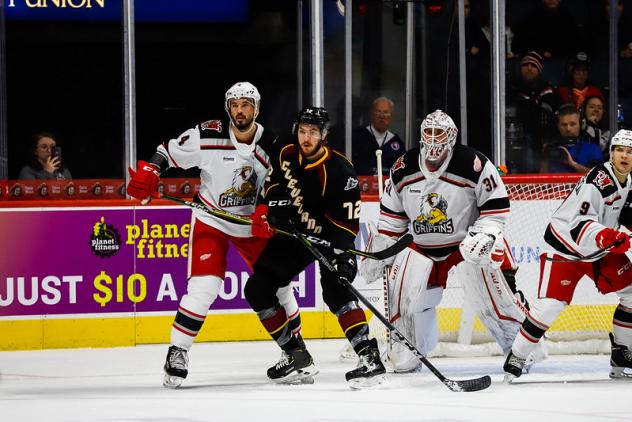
[
  {"x1": 245, "y1": 106, "x2": 386, "y2": 388},
  {"x1": 504, "y1": 129, "x2": 632, "y2": 382}
]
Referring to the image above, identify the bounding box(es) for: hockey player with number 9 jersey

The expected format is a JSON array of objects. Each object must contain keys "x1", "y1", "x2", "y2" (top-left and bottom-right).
[
  {"x1": 504, "y1": 129, "x2": 632, "y2": 381},
  {"x1": 360, "y1": 110, "x2": 530, "y2": 373}
]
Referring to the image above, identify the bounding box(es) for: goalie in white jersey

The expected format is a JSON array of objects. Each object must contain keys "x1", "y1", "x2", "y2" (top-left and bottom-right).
[
  {"x1": 126, "y1": 82, "x2": 302, "y2": 388},
  {"x1": 504, "y1": 129, "x2": 632, "y2": 381},
  {"x1": 361, "y1": 109, "x2": 531, "y2": 372}
]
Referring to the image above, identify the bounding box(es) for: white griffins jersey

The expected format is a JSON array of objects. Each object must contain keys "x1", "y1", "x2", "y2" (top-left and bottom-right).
[
  {"x1": 379, "y1": 144, "x2": 510, "y2": 259},
  {"x1": 543, "y1": 162, "x2": 632, "y2": 260},
  {"x1": 155, "y1": 119, "x2": 275, "y2": 237}
]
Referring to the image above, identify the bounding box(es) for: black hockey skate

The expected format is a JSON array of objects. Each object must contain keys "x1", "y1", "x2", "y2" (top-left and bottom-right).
[
  {"x1": 503, "y1": 350, "x2": 526, "y2": 383},
  {"x1": 267, "y1": 347, "x2": 318, "y2": 384},
  {"x1": 609, "y1": 333, "x2": 632, "y2": 379},
  {"x1": 163, "y1": 345, "x2": 189, "y2": 388},
  {"x1": 345, "y1": 338, "x2": 387, "y2": 389}
]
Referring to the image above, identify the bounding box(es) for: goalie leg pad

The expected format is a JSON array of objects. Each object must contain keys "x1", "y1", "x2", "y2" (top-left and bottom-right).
[
  {"x1": 456, "y1": 263, "x2": 527, "y2": 353},
  {"x1": 384, "y1": 249, "x2": 433, "y2": 372}
]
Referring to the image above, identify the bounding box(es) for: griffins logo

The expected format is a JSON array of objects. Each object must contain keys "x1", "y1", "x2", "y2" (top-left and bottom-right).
[
  {"x1": 412, "y1": 193, "x2": 454, "y2": 234},
  {"x1": 219, "y1": 165, "x2": 257, "y2": 207},
  {"x1": 90, "y1": 216, "x2": 121, "y2": 258}
]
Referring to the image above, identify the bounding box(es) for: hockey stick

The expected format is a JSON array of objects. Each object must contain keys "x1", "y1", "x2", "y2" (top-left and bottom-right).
[
  {"x1": 291, "y1": 228, "x2": 492, "y2": 392},
  {"x1": 544, "y1": 239, "x2": 624, "y2": 263},
  {"x1": 159, "y1": 193, "x2": 412, "y2": 261}
]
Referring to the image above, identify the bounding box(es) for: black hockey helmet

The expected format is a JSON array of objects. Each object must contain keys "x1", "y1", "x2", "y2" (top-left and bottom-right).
[{"x1": 292, "y1": 106, "x2": 330, "y2": 137}]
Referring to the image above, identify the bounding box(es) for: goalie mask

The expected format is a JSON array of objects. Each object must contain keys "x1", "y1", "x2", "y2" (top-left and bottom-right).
[
  {"x1": 292, "y1": 106, "x2": 330, "y2": 142},
  {"x1": 419, "y1": 110, "x2": 458, "y2": 163},
  {"x1": 224, "y1": 82, "x2": 261, "y2": 118}
]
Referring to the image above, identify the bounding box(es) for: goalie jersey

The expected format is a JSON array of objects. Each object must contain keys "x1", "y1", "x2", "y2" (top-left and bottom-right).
[
  {"x1": 263, "y1": 136, "x2": 360, "y2": 251},
  {"x1": 155, "y1": 119, "x2": 276, "y2": 237},
  {"x1": 379, "y1": 144, "x2": 510, "y2": 258},
  {"x1": 544, "y1": 162, "x2": 632, "y2": 260}
]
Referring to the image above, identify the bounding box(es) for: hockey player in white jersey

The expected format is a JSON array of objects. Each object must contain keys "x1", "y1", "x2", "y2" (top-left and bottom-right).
[
  {"x1": 361, "y1": 109, "x2": 530, "y2": 372},
  {"x1": 127, "y1": 82, "x2": 302, "y2": 388},
  {"x1": 504, "y1": 129, "x2": 632, "y2": 381}
]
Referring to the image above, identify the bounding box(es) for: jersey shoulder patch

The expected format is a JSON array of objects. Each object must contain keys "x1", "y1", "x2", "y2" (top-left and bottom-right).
[
  {"x1": 198, "y1": 119, "x2": 229, "y2": 139},
  {"x1": 585, "y1": 165, "x2": 618, "y2": 197},
  {"x1": 445, "y1": 144, "x2": 489, "y2": 184},
  {"x1": 390, "y1": 148, "x2": 420, "y2": 185}
]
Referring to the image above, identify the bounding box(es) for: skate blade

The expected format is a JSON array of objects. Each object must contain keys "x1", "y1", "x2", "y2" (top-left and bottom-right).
[
  {"x1": 503, "y1": 373, "x2": 517, "y2": 384},
  {"x1": 348, "y1": 374, "x2": 388, "y2": 390},
  {"x1": 270, "y1": 365, "x2": 319, "y2": 385},
  {"x1": 163, "y1": 374, "x2": 185, "y2": 389},
  {"x1": 609, "y1": 366, "x2": 632, "y2": 380}
]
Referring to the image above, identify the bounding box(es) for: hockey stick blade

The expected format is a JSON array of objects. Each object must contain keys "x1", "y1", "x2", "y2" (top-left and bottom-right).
[
  {"x1": 159, "y1": 193, "x2": 410, "y2": 261},
  {"x1": 292, "y1": 228, "x2": 491, "y2": 392}
]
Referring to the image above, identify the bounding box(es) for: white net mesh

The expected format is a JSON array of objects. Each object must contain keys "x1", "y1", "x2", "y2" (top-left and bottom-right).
[{"x1": 361, "y1": 175, "x2": 616, "y2": 358}]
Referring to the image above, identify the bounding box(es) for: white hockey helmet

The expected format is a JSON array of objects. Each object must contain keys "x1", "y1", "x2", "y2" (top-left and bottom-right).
[
  {"x1": 419, "y1": 109, "x2": 458, "y2": 162},
  {"x1": 609, "y1": 129, "x2": 632, "y2": 159},
  {"x1": 224, "y1": 82, "x2": 261, "y2": 117}
]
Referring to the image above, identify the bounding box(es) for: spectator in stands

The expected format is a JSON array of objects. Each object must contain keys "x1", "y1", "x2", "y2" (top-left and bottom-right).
[
  {"x1": 581, "y1": 95, "x2": 610, "y2": 152},
  {"x1": 507, "y1": 51, "x2": 559, "y2": 172},
  {"x1": 351, "y1": 97, "x2": 405, "y2": 175},
  {"x1": 513, "y1": 0, "x2": 578, "y2": 59},
  {"x1": 541, "y1": 104, "x2": 604, "y2": 173},
  {"x1": 588, "y1": 0, "x2": 632, "y2": 60},
  {"x1": 18, "y1": 132, "x2": 72, "y2": 180},
  {"x1": 557, "y1": 52, "x2": 605, "y2": 110}
]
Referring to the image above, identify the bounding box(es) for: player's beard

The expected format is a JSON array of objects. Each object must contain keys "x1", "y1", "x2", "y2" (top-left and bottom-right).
[
  {"x1": 232, "y1": 114, "x2": 255, "y2": 133},
  {"x1": 300, "y1": 141, "x2": 325, "y2": 161}
]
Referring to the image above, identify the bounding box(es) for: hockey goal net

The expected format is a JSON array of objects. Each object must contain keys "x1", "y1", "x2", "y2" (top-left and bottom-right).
[
  {"x1": 432, "y1": 174, "x2": 617, "y2": 356},
  {"x1": 361, "y1": 174, "x2": 618, "y2": 358}
]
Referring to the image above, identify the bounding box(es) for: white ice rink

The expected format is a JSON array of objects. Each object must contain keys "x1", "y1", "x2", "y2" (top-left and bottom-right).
[{"x1": 1, "y1": 339, "x2": 630, "y2": 422}]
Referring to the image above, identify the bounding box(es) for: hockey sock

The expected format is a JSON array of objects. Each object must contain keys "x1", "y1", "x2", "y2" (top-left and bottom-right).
[
  {"x1": 258, "y1": 306, "x2": 300, "y2": 351},
  {"x1": 513, "y1": 313, "x2": 549, "y2": 358},
  {"x1": 335, "y1": 301, "x2": 369, "y2": 352},
  {"x1": 613, "y1": 304, "x2": 632, "y2": 347},
  {"x1": 170, "y1": 276, "x2": 221, "y2": 349}
]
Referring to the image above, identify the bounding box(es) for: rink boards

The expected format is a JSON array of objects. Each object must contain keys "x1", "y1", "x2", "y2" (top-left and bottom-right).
[{"x1": 0, "y1": 200, "x2": 616, "y2": 350}]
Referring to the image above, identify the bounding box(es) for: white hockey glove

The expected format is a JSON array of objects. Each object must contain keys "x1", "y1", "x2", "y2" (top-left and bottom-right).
[
  {"x1": 359, "y1": 221, "x2": 397, "y2": 284},
  {"x1": 459, "y1": 221, "x2": 505, "y2": 270}
]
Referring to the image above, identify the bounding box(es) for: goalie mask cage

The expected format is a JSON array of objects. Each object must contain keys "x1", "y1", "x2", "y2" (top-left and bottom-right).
[{"x1": 364, "y1": 174, "x2": 618, "y2": 358}]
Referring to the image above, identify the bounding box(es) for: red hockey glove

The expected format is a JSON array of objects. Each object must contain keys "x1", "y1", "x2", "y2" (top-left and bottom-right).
[
  {"x1": 595, "y1": 228, "x2": 631, "y2": 254},
  {"x1": 251, "y1": 204, "x2": 275, "y2": 238},
  {"x1": 127, "y1": 160, "x2": 160, "y2": 202}
]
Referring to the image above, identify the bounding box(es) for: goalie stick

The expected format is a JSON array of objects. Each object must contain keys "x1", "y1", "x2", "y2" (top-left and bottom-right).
[
  {"x1": 291, "y1": 227, "x2": 492, "y2": 393},
  {"x1": 158, "y1": 193, "x2": 412, "y2": 261}
]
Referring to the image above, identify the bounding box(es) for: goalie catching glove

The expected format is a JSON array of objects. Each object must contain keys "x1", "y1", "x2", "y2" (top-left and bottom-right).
[
  {"x1": 595, "y1": 228, "x2": 630, "y2": 254},
  {"x1": 359, "y1": 221, "x2": 397, "y2": 283},
  {"x1": 127, "y1": 160, "x2": 160, "y2": 203},
  {"x1": 459, "y1": 221, "x2": 505, "y2": 269}
]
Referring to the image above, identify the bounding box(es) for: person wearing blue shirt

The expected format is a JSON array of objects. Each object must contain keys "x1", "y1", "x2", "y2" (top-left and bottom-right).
[{"x1": 541, "y1": 104, "x2": 604, "y2": 173}]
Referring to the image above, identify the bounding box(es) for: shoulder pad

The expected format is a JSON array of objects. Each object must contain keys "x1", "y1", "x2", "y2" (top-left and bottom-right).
[
  {"x1": 389, "y1": 147, "x2": 420, "y2": 185},
  {"x1": 585, "y1": 164, "x2": 618, "y2": 197},
  {"x1": 445, "y1": 144, "x2": 489, "y2": 183}
]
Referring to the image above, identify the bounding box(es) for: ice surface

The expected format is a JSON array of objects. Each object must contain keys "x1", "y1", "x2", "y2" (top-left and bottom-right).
[{"x1": 1, "y1": 339, "x2": 630, "y2": 422}]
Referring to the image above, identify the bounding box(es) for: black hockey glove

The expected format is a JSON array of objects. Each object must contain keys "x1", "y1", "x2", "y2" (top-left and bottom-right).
[{"x1": 334, "y1": 251, "x2": 357, "y2": 285}]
